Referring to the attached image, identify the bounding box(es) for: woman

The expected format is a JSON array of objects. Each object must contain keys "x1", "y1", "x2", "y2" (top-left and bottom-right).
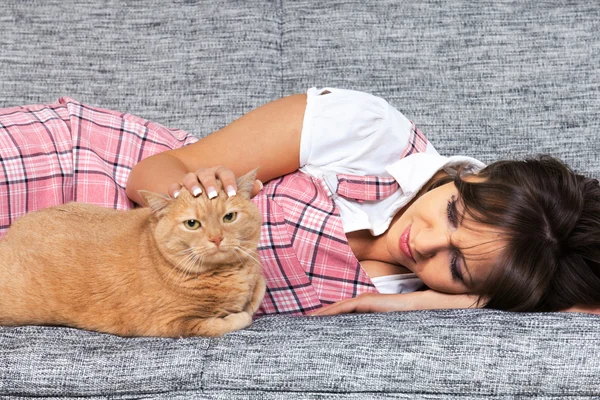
[
  {"x1": 1, "y1": 88, "x2": 599, "y2": 315},
  {"x1": 125, "y1": 88, "x2": 600, "y2": 316}
]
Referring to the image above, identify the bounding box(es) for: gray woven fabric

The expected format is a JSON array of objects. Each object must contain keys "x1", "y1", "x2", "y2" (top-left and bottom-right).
[
  {"x1": 1, "y1": 0, "x2": 600, "y2": 398},
  {"x1": 3, "y1": 1, "x2": 599, "y2": 178},
  {"x1": 0, "y1": 0, "x2": 282, "y2": 136},
  {"x1": 1, "y1": 311, "x2": 599, "y2": 398},
  {"x1": 280, "y1": 1, "x2": 600, "y2": 177}
]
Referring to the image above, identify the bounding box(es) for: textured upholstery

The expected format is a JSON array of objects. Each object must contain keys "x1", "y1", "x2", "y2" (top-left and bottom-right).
[
  {"x1": 2, "y1": 311, "x2": 600, "y2": 398},
  {"x1": 1, "y1": 0, "x2": 599, "y2": 397}
]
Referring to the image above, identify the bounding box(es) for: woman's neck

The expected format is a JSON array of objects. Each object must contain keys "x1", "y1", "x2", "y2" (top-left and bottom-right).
[
  {"x1": 346, "y1": 169, "x2": 451, "y2": 273},
  {"x1": 346, "y1": 229, "x2": 387, "y2": 262}
]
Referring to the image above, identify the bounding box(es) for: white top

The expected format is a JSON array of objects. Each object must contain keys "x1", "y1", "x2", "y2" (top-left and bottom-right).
[
  {"x1": 298, "y1": 87, "x2": 486, "y2": 294},
  {"x1": 300, "y1": 87, "x2": 485, "y2": 236},
  {"x1": 370, "y1": 274, "x2": 425, "y2": 294}
]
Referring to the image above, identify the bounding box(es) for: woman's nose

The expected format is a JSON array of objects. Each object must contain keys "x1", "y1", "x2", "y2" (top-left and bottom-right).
[{"x1": 413, "y1": 228, "x2": 449, "y2": 259}]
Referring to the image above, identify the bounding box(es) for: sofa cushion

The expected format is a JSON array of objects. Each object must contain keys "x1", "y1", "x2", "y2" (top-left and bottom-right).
[{"x1": 1, "y1": 310, "x2": 599, "y2": 397}]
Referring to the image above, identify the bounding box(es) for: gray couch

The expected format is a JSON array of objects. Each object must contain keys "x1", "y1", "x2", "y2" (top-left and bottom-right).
[{"x1": 1, "y1": 1, "x2": 599, "y2": 398}]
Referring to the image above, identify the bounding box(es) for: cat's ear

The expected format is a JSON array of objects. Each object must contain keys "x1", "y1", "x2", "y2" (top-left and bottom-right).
[
  {"x1": 139, "y1": 190, "x2": 172, "y2": 216},
  {"x1": 236, "y1": 168, "x2": 259, "y2": 199}
]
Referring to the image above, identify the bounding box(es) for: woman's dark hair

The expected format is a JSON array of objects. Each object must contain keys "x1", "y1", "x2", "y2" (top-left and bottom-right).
[{"x1": 434, "y1": 155, "x2": 600, "y2": 312}]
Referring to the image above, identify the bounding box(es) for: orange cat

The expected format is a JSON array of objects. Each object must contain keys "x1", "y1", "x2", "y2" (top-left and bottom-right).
[{"x1": 0, "y1": 170, "x2": 265, "y2": 337}]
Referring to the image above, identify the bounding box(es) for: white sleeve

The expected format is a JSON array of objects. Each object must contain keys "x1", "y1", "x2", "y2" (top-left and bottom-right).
[{"x1": 299, "y1": 87, "x2": 418, "y2": 177}]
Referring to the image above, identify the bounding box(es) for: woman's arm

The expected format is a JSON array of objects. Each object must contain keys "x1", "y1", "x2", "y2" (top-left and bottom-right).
[
  {"x1": 126, "y1": 94, "x2": 307, "y2": 205},
  {"x1": 310, "y1": 290, "x2": 482, "y2": 316}
]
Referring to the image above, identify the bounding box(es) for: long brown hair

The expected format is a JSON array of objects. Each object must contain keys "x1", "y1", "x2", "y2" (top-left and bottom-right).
[{"x1": 435, "y1": 155, "x2": 600, "y2": 311}]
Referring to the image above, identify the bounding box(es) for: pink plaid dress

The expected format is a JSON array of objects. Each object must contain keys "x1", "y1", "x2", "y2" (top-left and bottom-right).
[
  {"x1": 252, "y1": 119, "x2": 429, "y2": 316},
  {"x1": 1, "y1": 97, "x2": 429, "y2": 316},
  {"x1": 0, "y1": 98, "x2": 197, "y2": 238},
  {"x1": 254, "y1": 171, "x2": 417, "y2": 316}
]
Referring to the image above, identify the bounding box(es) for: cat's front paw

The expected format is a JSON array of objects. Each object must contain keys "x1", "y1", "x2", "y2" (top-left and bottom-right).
[
  {"x1": 223, "y1": 311, "x2": 253, "y2": 331},
  {"x1": 185, "y1": 311, "x2": 253, "y2": 337}
]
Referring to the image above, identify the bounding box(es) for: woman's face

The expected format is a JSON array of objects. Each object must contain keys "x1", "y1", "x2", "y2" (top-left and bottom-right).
[{"x1": 386, "y1": 178, "x2": 505, "y2": 294}]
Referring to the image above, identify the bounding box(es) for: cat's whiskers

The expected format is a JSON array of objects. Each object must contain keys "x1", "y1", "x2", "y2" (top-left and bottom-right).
[
  {"x1": 237, "y1": 239, "x2": 258, "y2": 245},
  {"x1": 237, "y1": 239, "x2": 261, "y2": 251},
  {"x1": 173, "y1": 248, "x2": 216, "y2": 284},
  {"x1": 169, "y1": 248, "x2": 196, "y2": 278},
  {"x1": 172, "y1": 240, "x2": 259, "y2": 283},
  {"x1": 177, "y1": 247, "x2": 196, "y2": 256},
  {"x1": 180, "y1": 253, "x2": 198, "y2": 283},
  {"x1": 233, "y1": 246, "x2": 261, "y2": 267},
  {"x1": 181, "y1": 252, "x2": 203, "y2": 283},
  {"x1": 232, "y1": 249, "x2": 243, "y2": 265},
  {"x1": 171, "y1": 250, "x2": 199, "y2": 283},
  {"x1": 194, "y1": 254, "x2": 205, "y2": 281}
]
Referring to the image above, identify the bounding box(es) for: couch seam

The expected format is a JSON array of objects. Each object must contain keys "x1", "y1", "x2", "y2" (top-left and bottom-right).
[
  {"x1": 277, "y1": 0, "x2": 285, "y2": 98},
  {"x1": 197, "y1": 337, "x2": 212, "y2": 396}
]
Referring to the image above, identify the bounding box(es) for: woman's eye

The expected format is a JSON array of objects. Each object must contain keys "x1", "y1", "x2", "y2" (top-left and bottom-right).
[
  {"x1": 223, "y1": 212, "x2": 237, "y2": 223},
  {"x1": 450, "y1": 252, "x2": 463, "y2": 282},
  {"x1": 184, "y1": 220, "x2": 201, "y2": 230},
  {"x1": 446, "y1": 196, "x2": 459, "y2": 228}
]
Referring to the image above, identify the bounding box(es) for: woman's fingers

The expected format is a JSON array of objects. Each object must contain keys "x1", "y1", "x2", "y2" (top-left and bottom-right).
[
  {"x1": 182, "y1": 171, "x2": 204, "y2": 197},
  {"x1": 562, "y1": 305, "x2": 600, "y2": 314},
  {"x1": 168, "y1": 182, "x2": 183, "y2": 198},
  {"x1": 211, "y1": 166, "x2": 238, "y2": 197},
  {"x1": 178, "y1": 166, "x2": 237, "y2": 199},
  {"x1": 175, "y1": 166, "x2": 263, "y2": 199},
  {"x1": 310, "y1": 293, "x2": 405, "y2": 316},
  {"x1": 194, "y1": 168, "x2": 220, "y2": 199}
]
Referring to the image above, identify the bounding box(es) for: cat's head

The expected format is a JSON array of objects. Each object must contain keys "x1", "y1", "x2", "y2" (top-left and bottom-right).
[{"x1": 139, "y1": 169, "x2": 262, "y2": 275}]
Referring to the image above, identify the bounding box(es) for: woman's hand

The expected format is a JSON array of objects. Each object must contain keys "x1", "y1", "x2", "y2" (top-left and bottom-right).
[
  {"x1": 310, "y1": 290, "x2": 481, "y2": 316},
  {"x1": 167, "y1": 166, "x2": 263, "y2": 199},
  {"x1": 562, "y1": 305, "x2": 600, "y2": 315},
  {"x1": 126, "y1": 94, "x2": 305, "y2": 206}
]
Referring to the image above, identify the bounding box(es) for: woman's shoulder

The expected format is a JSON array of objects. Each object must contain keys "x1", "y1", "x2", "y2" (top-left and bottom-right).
[{"x1": 300, "y1": 87, "x2": 416, "y2": 176}]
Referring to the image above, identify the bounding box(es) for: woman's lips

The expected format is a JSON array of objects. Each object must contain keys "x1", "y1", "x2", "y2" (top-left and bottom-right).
[{"x1": 399, "y1": 224, "x2": 415, "y2": 263}]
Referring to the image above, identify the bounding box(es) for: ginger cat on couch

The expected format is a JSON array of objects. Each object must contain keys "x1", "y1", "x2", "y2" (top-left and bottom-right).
[{"x1": 0, "y1": 170, "x2": 265, "y2": 338}]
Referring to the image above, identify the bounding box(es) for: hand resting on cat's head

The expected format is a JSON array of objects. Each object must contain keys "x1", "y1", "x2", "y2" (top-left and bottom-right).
[
  {"x1": 0, "y1": 170, "x2": 265, "y2": 338},
  {"x1": 167, "y1": 165, "x2": 264, "y2": 201}
]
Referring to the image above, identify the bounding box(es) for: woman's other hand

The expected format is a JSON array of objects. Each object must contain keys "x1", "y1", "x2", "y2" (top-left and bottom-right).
[
  {"x1": 167, "y1": 166, "x2": 263, "y2": 199},
  {"x1": 562, "y1": 305, "x2": 600, "y2": 315},
  {"x1": 310, "y1": 290, "x2": 481, "y2": 316}
]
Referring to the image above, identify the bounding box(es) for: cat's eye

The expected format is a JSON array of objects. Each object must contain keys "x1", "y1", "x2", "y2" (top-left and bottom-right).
[
  {"x1": 184, "y1": 220, "x2": 201, "y2": 230},
  {"x1": 223, "y1": 212, "x2": 237, "y2": 223}
]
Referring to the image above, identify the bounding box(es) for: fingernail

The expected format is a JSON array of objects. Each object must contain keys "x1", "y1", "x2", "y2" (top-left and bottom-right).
[
  {"x1": 173, "y1": 190, "x2": 180, "y2": 199},
  {"x1": 256, "y1": 180, "x2": 263, "y2": 190},
  {"x1": 192, "y1": 186, "x2": 202, "y2": 197},
  {"x1": 226, "y1": 185, "x2": 236, "y2": 197},
  {"x1": 207, "y1": 187, "x2": 218, "y2": 199}
]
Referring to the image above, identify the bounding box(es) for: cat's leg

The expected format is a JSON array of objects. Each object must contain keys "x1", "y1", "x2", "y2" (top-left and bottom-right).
[
  {"x1": 245, "y1": 276, "x2": 266, "y2": 315},
  {"x1": 182, "y1": 311, "x2": 253, "y2": 337}
]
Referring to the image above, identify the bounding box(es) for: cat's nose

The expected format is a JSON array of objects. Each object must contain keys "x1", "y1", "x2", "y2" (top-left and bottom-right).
[{"x1": 209, "y1": 235, "x2": 223, "y2": 247}]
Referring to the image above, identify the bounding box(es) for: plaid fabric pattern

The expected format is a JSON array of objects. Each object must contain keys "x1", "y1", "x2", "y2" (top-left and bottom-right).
[
  {"x1": 254, "y1": 171, "x2": 383, "y2": 316},
  {"x1": 336, "y1": 174, "x2": 400, "y2": 202},
  {"x1": 0, "y1": 98, "x2": 197, "y2": 238},
  {"x1": 400, "y1": 121, "x2": 428, "y2": 158},
  {"x1": 254, "y1": 121, "x2": 431, "y2": 316},
  {"x1": 1, "y1": 101, "x2": 430, "y2": 315}
]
